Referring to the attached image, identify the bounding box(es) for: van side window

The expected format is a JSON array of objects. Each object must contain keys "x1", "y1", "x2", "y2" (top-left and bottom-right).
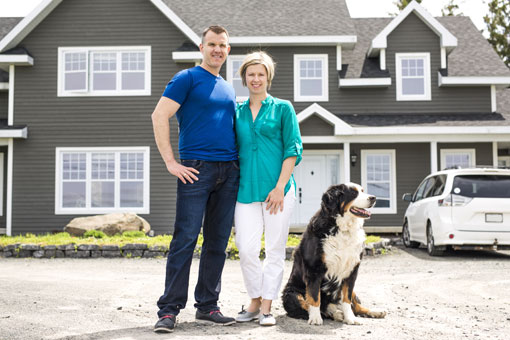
[
  {"x1": 422, "y1": 177, "x2": 437, "y2": 199},
  {"x1": 431, "y1": 175, "x2": 447, "y2": 196},
  {"x1": 413, "y1": 178, "x2": 430, "y2": 201}
]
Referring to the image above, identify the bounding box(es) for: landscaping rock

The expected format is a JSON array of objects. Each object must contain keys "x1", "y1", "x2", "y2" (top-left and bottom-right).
[
  {"x1": 33, "y1": 250, "x2": 45, "y2": 258},
  {"x1": 20, "y1": 244, "x2": 40, "y2": 251},
  {"x1": 43, "y1": 245, "x2": 57, "y2": 250},
  {"x1": 77, "y1": 244, "x2": 99, "y2": 251},
  {"x1": 16, "y1": 250, "x2": 33, "y2": 258},
  {"x1": 44, "y1": 250, "x2": 57, "y2": 258},
  {"x1": 102, "y1": 250, "x2": 121, "y2": 258},
  {"x1": 122, "y1": 243, "x2": 148, "y2": 250},
  {"x1": 1, "y1": 251, "x2": 12, "y2": 258},
  {"x1": 148, "y1": 245, "x2": 168, "y2": 252},
  {"x1": 122, "y1": 250, "x2": 144, "y2": 258},
  {"x1": 55, "y1": 250, "x2": 65, "y2": 258},
  {"x1": 90, "y1": 251, "x2": 102, "y2": 258},
  {"x1": 4, "y1": 244, "x2": 19, "y2": 251},
  {"x1": 101, "y1": 245, "x2": 119, "y2": 251},
  {"x1": 64, "y1": 213, "x2": 151, "y2": 236}
]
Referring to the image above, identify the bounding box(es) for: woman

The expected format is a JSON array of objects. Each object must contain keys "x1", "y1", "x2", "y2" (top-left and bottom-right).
[{"x1": 234, "y1": 51, "x2": 302, "y2": 326}]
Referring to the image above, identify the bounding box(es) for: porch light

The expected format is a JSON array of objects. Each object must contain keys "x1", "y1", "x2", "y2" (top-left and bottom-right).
[{"x1": 351, "y1": 152, "x2": 358, "y2": 166}]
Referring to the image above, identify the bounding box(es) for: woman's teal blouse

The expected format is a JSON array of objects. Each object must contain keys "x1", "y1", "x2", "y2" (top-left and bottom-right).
[{"x1": 235, "y1": 95, "x2": 303, "y2": 203}]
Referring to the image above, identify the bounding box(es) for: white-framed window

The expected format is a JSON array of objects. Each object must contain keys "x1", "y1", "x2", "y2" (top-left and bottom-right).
[
  {"x1": 361, "y1": 150, "x2": 397, "y2": 214},
  {"x1": 226, "y1": 55, "x2": 249, "y2": 102},
  {"x1": 440, "y1": 149, "x2": 476, "y2": 169},
  {"x1": 499, "y1": 156, "x2": 510, "y2": 167},
  {"x1": 55, "y1": 147, "x2": 150, "y2": 214},
  {"x1": 395, "y1": 53, "x2": 431, "y2": 101},
  {"x1": 294, "y1": 54, "x2": 329, "y2": 102},
  {"x1": 58, "y1": 46, "x2": 151, "y2": 96}
]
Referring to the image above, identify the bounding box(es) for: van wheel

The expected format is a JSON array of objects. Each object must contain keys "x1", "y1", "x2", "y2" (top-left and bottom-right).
[
  {"x1": 426, "y1": 223, "x2": 444, "y2": 256},
  {"x1": 402, "y1": 220, "x2": 420, "y2": 248}
]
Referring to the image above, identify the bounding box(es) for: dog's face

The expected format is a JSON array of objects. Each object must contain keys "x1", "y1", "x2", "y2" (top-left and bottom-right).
[{"x1": 321, "y1": 183, "x2": 376, "y2": 219}]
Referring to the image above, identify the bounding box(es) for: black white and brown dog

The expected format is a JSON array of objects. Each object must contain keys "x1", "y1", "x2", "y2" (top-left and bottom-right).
[{"x1": 282, "y1": 183, "x2": 386, "y2": 325}]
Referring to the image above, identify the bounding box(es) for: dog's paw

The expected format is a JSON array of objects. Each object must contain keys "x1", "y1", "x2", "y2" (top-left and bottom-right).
[
  {"x1": 307, "y1": 306, "x2": 323, "y2": 325},
  {"x1": 343, "y1": 315, "x2": 362, "y2": 325},
  {"x1": 367, "y1": 309, "x2": 387, "y2": 319},
  {"x1": 331, "y1": 310, "x2": 344, "y2": 322}
]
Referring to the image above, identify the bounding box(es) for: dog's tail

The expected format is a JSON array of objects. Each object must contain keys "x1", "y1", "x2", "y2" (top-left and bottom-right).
[{"x1": 282, "y1": 287, "x2": 309, "y2": 320}]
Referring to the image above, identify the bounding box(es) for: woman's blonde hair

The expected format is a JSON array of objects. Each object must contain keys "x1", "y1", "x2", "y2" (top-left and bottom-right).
[{"x1": 239, "y1": 51, "x2": 275, "y2": 89}]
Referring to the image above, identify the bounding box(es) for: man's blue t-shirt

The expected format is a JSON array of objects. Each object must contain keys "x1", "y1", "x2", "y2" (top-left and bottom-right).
[{"x1": 162, "y1": 66, "x2": 237, "y2": 161}]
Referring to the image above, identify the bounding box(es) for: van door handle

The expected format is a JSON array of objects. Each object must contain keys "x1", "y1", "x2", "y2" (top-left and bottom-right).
[{"x1": 299, "y1": 187, "x2": 302, "y2": 204}]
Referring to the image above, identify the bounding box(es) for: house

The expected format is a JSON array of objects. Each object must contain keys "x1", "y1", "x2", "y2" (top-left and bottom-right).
[{"x1": 0, "y1": 0, "x2": 509, "y2": 235}]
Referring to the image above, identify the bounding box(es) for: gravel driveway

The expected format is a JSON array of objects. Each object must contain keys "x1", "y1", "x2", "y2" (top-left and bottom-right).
[{"x1": 1, "y1": 246, "x2": 509, "y2": 340}]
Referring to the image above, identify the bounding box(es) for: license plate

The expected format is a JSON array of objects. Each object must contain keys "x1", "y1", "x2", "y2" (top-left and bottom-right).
[{"x1": 485, "y1": 213, "x2": 503, "y2": 223}]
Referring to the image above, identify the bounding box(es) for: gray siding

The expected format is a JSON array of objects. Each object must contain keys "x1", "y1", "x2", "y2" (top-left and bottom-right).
[
  {"x1": 300, "y1": 116, "x2": 334, "y2": 136},
  {"x1": 230, "y1": 13, "x2": 491, "y2": 115},
  {"x1": 0, "y1": 92, "x2": 7, "y2": 120},
  {"x1": 438, "y1": 142, "x2": 493, "y2": 169},
  {"x1": 12, "y1": 0, "x2": 191, "y2": 234}
]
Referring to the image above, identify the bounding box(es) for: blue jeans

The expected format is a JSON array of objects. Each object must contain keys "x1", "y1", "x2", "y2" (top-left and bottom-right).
[{"x1": 157, "y1": 160, "x2": 240, "y2": 317}]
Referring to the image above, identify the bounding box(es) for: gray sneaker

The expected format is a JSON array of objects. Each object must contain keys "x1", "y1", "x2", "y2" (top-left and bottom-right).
[
  {"x1": 236, "y1": 306, "x2": 260, "y2": 322},
  {"x1": 195, "y1": 309, "x2": 236, "y2": 326}
]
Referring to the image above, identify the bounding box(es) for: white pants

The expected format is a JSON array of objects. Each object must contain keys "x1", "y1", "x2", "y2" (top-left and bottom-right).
[{"x1": 234, "y1": 185, "x2": 295, "y2": 300}]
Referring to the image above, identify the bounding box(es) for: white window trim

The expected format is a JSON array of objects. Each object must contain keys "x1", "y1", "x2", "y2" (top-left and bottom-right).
[
  {"x1": 57, "y1": 46, "x2": 151, "y2": 97},
  {"x1": 361, "y1": 149, "x2": 397, "y2": 214},
  {"x1": 55, "y1": 147, "x2": 150, "y2": 215},
  {"x1": 440, "y1": 149, "x2": 476, "y2": 170},
  {"x1": 226, "y1": 55, "x2": 249, "y2": 102},
  {"x1": 395, "y1": 52, "x2": 431, "y2": 101},
  {"x1": 294, "y1": 54, "x2": 329, "y2": 102}
]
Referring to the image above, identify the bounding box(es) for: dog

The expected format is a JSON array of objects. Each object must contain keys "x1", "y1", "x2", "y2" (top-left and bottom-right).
[{"x1": 282, "y1": 183, "x2": 386, "y2": 325}]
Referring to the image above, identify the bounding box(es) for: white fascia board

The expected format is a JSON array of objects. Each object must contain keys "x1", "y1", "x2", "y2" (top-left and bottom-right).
[
  {"x1": 302, "y1": 132, "x2": 510, "y2": 144},
  {"x1": 339, "y1": 78, "x2": 391, "y2": 88},
  {"x1": 368, "y1": 1, "x2": 457, "y2": 57},
  {"x1": 229, "y1": 35, "x2": 357, "y2": 47},
  {"x1": 297, "y1": 103, "x2": 354, "y2": 135},
  {"x1": 171, "y1": 51, "x2": 203, "y2": 62},
  {"x1": 0, "y1": 83, "x2": 8, "y2": 90},
  {"x1": 354, "y1": 126, "x2": 510, "y2": 136},
  {"x1": 0, "y1": 54, "x2": 34, "y2": 66},
  {"x1": 150, "y1": 0, "x2": 201, "y2": 46},
  {"x1": 0, "y1": 0, "x2": 63, "y2": 53},
  {"x1": 438, "y1": 72, "x2": 510, "y2": 87},
  {"x1": 0, "y1": 127, "x2": 28, "y2": 138}
]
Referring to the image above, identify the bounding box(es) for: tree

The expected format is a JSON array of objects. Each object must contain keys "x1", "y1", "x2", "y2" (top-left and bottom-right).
[
  {"x1": 390, "y1": 0, "x2": 422, "y2": 16},
  {"x1": 441, "y1": 0, "x2": 463, "y2": 16},
  {"x1": 484, "y1": 0, "x2": 510, "y2": 67}
]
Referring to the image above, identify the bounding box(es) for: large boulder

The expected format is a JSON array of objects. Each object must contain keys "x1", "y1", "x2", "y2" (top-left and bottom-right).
[{"x1": 64, "y1": 213, "x2": 151, "y2": 236}]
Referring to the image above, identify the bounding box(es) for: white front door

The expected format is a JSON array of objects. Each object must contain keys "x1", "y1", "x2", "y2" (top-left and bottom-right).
[{"x1": 293, "y1": 151, "x2": 342, "y2": 225}]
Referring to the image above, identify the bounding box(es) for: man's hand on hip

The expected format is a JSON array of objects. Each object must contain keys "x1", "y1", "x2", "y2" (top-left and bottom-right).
[{"x1": 166, "y1": 160, "x2": 199, "y2": 184}]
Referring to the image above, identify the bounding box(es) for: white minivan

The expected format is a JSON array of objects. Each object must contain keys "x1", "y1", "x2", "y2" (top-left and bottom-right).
[{"x1": 402, "y1": 168, "x2": 510, "y2": 256}]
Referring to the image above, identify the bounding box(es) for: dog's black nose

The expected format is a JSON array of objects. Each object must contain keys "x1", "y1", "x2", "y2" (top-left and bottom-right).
[{"x1": 368, "y1": 196, "x2": 376, "y2": 203}]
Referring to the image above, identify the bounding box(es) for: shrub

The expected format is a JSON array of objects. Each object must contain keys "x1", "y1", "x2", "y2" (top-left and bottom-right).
[
  {"x1": 122, "y1": 231, "x2": 146, "y2": 238},
  {"x1": 83, "y1": 230, "x2": 107, "y2": 239}
]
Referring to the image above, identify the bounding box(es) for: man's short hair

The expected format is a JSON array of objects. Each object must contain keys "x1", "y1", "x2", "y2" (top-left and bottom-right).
[
  {"x1": 202, "y1": 25, "x2": 229, "y2": 43},
  {"x1": 239, "y1": 51, "x2": 276, "y2": 90}
]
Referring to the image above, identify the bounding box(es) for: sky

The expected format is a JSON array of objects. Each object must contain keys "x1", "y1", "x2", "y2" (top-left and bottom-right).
[{"x1": 0, "y1": 0, "x2": 491, "y2": 34}]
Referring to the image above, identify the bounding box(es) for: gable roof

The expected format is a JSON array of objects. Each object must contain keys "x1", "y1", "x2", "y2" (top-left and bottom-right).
[
  {"x1": 368, "y1": 0, "x2": 457, "y2": 57},
  {"x1": 0, "y1": 17, "x2": 22, "y2": 42},
  {"x1": 341, "y1": 16, "x2": 510, "y2": 79},
  {"x1": 160, "y1": 0, "x2": 357, "y2": 45}
]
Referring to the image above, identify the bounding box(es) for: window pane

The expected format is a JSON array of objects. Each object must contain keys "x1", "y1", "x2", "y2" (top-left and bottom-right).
[
  {"x1": 63, "y1": 182, "x2": 86, "y2": 207},
  {"x1": 446, "y1": 153, "x2": 470, "y2": 168},
  {"x1": 368, "y1": 182, "x2": 390, "y2": 199},
  {"x1": 122, "y1": 72, "x2": 145, "y2": 90},
  {"x1": 120, "y1": 181, "x2": 144, "y2": 207},
  {"x1": 374, "y1": 199, "x2": 390, "y2": 208},
  {"x1": 91, "y1": 181, "x2": 115, "y2": 207},
  {"x1": 402, "y1": 78, "x2": 424, "y2": 95},
  {"x1": 65, "y1": 72, "x2": 86, "y2": 91},
  {"x1": 233, "y1": 79, "x2": 249, "y2": 98},
  {"x1": 300, "y1": 79, "x2": 322, "y2": 96},
  {"x1": 93, "y1": 73, "x2": 116, "y2": 90}
]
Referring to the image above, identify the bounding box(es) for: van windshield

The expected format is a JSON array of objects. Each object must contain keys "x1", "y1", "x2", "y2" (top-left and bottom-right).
[{"x1": 452, "y1": 175, "x2": 510, "y2": 198}]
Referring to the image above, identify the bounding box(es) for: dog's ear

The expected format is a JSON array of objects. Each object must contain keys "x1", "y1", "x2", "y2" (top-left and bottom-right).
[{"x1": 321, "y1": 184, "x2": 346, "y2": 216}]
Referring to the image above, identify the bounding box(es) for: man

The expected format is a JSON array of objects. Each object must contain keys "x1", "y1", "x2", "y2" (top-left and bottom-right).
[{"x1": 151, "y1": 26, "x2": 239, "y2": 333}]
